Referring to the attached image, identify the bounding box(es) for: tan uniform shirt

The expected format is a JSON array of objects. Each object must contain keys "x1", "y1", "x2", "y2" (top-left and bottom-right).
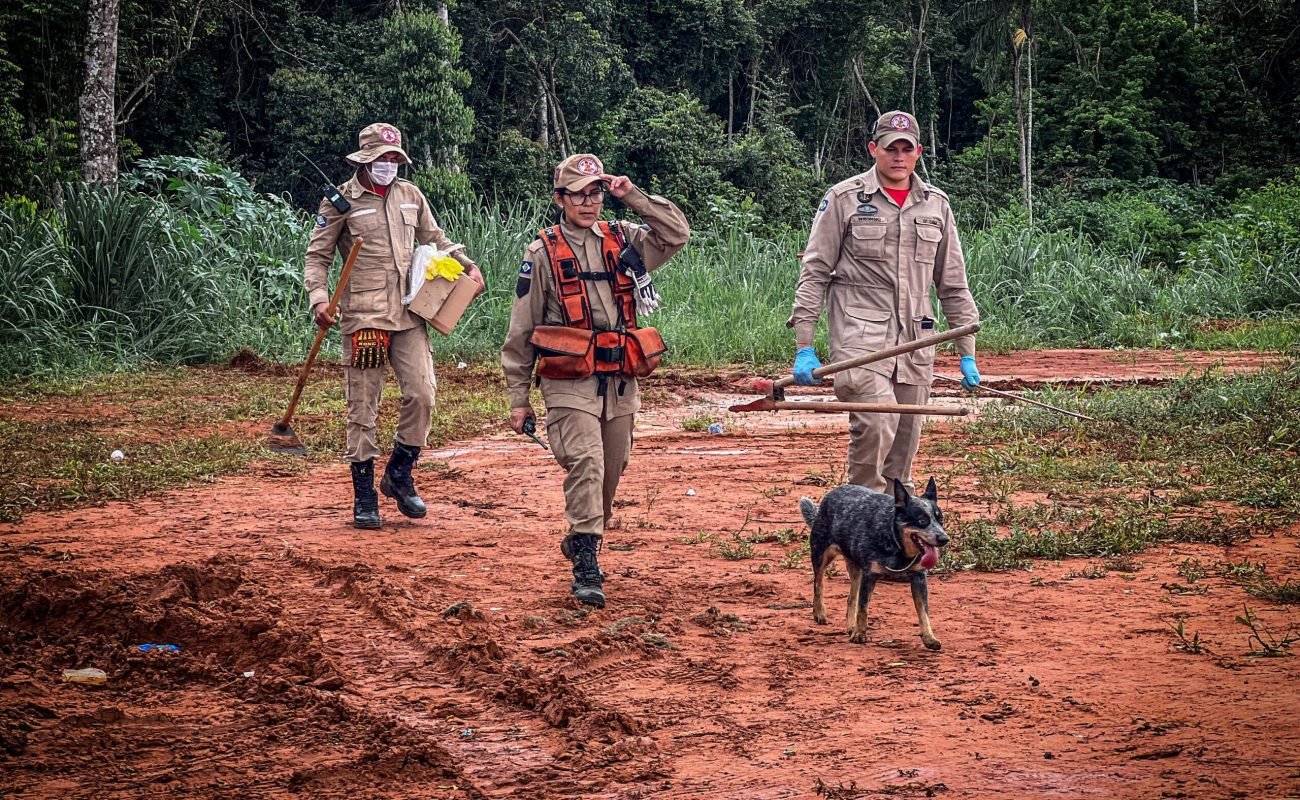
[
  {"x1": 790, "y1": 167, "x2": 979, "y2": 385},
  {"x1": 304, "y1": 177, "x2": 475, "y2": 336},
  {"x1": 502, "y1": 188, "x2": 690, "y2": 417}
]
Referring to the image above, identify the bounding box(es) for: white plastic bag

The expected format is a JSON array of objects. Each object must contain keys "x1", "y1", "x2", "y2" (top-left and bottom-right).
[{"x1": 404, "y1": 245, "x2": 444, "y2": 305}]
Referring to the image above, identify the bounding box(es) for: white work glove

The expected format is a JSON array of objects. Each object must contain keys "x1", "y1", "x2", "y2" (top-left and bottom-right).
[
  {"x1": 629, "y1": 270, "x2": 661, "y2": 316},
  {"x1": 619, "y1": 244, "x2": 661, "y2": 317}
]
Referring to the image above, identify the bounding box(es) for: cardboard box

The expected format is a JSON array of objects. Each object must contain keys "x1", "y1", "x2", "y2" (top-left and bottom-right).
[{"x1": 408, "y1": 274, "x2": 476, "y2": 335}]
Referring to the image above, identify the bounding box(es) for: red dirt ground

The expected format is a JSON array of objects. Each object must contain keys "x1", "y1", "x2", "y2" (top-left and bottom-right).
[{"x1": 2, "y1": 350, "x2": 1298, "y2": 799}]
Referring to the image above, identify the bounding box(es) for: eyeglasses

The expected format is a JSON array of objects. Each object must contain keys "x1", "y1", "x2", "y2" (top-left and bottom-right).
[{"x1": 562, "y1": 189, "x2": 605, "y2": 206}]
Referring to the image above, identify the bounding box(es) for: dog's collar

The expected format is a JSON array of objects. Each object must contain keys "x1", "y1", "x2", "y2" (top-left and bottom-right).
[{"x1": 885, "y1": 520, "x2": 922, "y2": 573}]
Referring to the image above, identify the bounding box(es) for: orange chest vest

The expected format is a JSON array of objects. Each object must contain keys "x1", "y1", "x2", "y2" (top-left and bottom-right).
[
  {"x1": 541, "y1": 221, "x2": 639, "y2": 330},
  {"x1": 528, "y1": 221, "x2": 666, "y2": 383}
]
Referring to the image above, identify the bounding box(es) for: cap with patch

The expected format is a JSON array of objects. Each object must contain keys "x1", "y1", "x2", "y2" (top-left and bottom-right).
[
  {"x1": 872, "y1": 111, "x2": 920, "y2": 148},
  {"x1": 346, "y1": 123, "x2": 412, "y2": 166},
  {"x1": 554, "y1": 154, "x2": 604, "y2": 192}
]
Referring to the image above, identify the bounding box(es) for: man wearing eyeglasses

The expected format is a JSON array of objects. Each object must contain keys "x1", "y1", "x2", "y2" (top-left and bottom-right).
[{"x1": 501, "y1": 153, "x2": 689, "y2": 608}]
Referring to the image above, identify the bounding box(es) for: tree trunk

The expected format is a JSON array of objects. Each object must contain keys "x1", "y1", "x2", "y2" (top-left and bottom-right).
[
  {"x1": 1013, "y1": 45, "x2": 1028, "y2": 215},
  {"x1": 909, "y1": 0, "x2": 928, "y2": 118},
  {"x1": 538, "y1": 85, "x2": 550, "y2": 149},
  {"x1": 437, "y1": 3, "x2": 448, "y2": 25},
  {"x1": 1025, "y1": 30, "x2": 1034, "y2": 223},
  {"x1": 80, "y1": 0, "x2": 122, "y2": 185},
  {"x1": 727, "y1": 73, "x2": 734, "y2": 138},
  {"x1": 746, "y1": 60, "x2": 759, "y2": 132}
]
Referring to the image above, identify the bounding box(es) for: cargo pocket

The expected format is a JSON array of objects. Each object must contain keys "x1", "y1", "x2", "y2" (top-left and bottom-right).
[
  {"x1": 348, "y1": 268, "x2": 387, "y2": 314},
  {"x1": 914, "y1": 220, "x2": 942, "y2": 263},
  {"x1": 847, "y1": 222, "x2": 887, "y2": 261},
  {"x1": 909, "y1": 316, "x2": 936, "y2": 366},
  {"x1": 843, "y1": 305, "x2": 894, "y2": 352}
]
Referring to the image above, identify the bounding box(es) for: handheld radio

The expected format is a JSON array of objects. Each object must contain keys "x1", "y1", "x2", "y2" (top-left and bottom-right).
[{"x1": 298, "y1": 149, "x2": 350, "y2": 214}]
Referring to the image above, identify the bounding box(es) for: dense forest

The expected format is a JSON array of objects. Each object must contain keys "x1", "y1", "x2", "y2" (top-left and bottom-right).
[
  {"x1": 1, "y1": 0, "x2": 1298, "y2": 376},
  {"x1": 4, "y1": 0, "x2": 1298, "y2": 222}
]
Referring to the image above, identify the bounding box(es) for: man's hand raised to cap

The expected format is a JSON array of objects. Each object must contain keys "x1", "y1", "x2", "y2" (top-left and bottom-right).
[{"x1": 601, "y1": 174, "x2": 635, "y2": 199}]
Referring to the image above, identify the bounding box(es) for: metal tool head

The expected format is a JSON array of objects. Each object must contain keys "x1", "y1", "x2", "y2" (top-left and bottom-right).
[
  {"x1": 728, "y1": 397, "x2": 778, "y2": 413},
  {"x1": 268, "y1": 422, "x2": 308, "y2": 456}
]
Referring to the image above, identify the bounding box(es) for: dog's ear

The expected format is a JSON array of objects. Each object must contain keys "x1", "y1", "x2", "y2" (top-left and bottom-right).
[
  {"x1": 893, "y1": 479, "x2": 909, "y2": 509},
  {"x1": 924, "y1": 476, "x2": 937, "y2": 501}
]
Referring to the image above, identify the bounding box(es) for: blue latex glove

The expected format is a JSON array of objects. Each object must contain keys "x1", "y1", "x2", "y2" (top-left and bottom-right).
[
  {"x1": 960, "y1": 355, "x2": 981, "y2": 390},
  {"x1": 793, "y1": 347, "x2": 823, "y2": 385}
]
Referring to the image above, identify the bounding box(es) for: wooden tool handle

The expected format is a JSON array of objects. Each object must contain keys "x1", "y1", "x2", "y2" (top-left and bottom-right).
[
  {"x1": 776, "y1": 322, "x2": 981, "y2": 392},
  {"x1": 767, "y1": 401, "x2": 968, "y2": 415},
  {"x1": 277, "y1": 238, "x2": 364, "y2": 430}
]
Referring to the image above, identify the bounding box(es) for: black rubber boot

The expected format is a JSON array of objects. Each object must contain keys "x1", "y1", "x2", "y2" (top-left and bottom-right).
[
  {"x1": 351, "y1": 460, "x2": 381, "y2": 530},
  {"x1": 567, "y1": 534, "x2": 606, "y2": 608},
  {"x1": 380, "y1": 441, "x2": 428, "y2": 519}
]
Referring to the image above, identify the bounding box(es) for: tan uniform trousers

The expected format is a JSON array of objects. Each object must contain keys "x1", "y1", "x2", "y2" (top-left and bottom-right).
[
  {"x1": 546, "y1": 407, "x2": 634, "y2": 539},
  {"x1": 342, "y1": 326, "x2": 436, "y2": 463},
  {"x1": 834, "y1": 367, "x2": 930, "y2": 493}
]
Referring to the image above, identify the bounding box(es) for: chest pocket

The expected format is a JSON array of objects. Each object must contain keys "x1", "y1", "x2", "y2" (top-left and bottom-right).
[
  {"x1": 400, "y1": 206, "x2": 420, "y2": 228},
  {"x1": 914, "y1": 220, "x2": 943, "y2": 263},
  {"x1": 847, "y1": 222, "x2": 888, "y2": 261},
  {"x1": 346, "y1": 208, "x2": 384, "y2": 237}
]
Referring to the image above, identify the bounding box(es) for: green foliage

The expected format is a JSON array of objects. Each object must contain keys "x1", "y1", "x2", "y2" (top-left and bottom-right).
[
  {"x1": 592, "y1": 87, "x2": 732, "y2": 214},
  {"x1": 378, "y1": 10, "x2": 475, "y2": 209}
]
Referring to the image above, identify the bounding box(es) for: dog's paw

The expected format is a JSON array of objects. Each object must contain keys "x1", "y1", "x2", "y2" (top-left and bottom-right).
[
  {"x1": 922, "y1": 636, "x2": 942, "y2": 651},
  {"x1": 848, "y1": 629, "x2": 869, "y2": 644}
]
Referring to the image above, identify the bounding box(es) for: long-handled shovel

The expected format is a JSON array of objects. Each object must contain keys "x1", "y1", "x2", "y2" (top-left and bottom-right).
[
  {"x1": 933, "y1": 373, "x2": 1097, "y2": 422},
  {"x1": 268, "y1": 237, "x2": 364, "y2": 456},
  {"x1": 731, "y1": 322, "x2": 981, "y2": 413}
]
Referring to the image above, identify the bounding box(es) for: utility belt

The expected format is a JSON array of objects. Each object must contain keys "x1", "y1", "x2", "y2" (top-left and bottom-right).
[{"x1": 529, "y1": 325, "x2": 666, "y2": 382}]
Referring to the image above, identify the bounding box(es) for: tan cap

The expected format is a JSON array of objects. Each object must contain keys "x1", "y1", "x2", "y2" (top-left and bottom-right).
[
  {"x1": 345, "y1": 123, "x2": 411, "y2": 166},
  {"x1": 872, "y1": 111, "x2": 920, "y2": 148},
  {"x1": 554, "y1": 154, "x2": 604, "y2": 191}
]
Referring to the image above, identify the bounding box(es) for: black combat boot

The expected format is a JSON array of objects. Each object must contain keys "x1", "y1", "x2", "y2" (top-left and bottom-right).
[
  {"x1": 567, "y1": 534, "x2": 606, "y2": 608},
  {"x1": 351, "y1": 459, "x2": 381, "y2": 529},
  {"x1": 380, "y1": 441, "x2": 428, "y2": 519}
]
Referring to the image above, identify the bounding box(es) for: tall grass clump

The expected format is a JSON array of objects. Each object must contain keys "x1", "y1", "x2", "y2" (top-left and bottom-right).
[{"x1": 0, "y1": 158, "x2": 314, "y2": 377}]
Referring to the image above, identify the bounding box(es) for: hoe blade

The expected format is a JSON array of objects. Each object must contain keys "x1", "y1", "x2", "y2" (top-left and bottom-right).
[{"x1": 268, "y1": 422, "x2": 308, "y2": 457}]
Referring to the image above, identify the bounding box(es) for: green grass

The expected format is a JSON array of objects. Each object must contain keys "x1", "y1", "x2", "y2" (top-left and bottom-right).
[
  {"x1": 5, "y1": 181, "x2": 1298, "y2": 379},
  {"x1": 941, "y1": 361, "x2": 1300, "y2": 573},
  {"x1": 0, "y1": 364, "x2": 507, "y2": 522}
]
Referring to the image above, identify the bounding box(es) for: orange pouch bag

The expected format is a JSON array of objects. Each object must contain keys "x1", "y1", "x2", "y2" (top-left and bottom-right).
[
  {"x1": 623, "y1": 327, "x2": 666, "y2": 377},
  {"x1": 530, "y1": 325, "x2": 595, "y2": 379}
]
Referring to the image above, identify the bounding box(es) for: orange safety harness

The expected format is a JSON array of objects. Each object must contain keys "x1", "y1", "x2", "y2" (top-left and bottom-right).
[{"x1": 528, "y1": 221, "x2": 665, "y2": 390}]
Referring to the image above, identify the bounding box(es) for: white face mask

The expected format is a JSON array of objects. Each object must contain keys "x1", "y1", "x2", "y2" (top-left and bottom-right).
[{"x1": 369, "y1": 161, "x2": 399, "y2": 186}]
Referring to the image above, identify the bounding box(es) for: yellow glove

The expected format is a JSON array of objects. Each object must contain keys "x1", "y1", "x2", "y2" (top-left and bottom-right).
[{"x1": 427, "y1": 256, "x2": 464, "y2": 282}]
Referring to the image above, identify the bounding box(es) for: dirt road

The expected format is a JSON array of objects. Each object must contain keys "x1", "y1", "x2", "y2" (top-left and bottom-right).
[{"x1": 2, "y1": 350, "x2": 1297, "y2": 799}]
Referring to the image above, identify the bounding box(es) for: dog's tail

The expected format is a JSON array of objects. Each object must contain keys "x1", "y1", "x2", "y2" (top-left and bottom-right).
[{"x1": 798, "y1": 496, "x2": 818, "y2": 529}]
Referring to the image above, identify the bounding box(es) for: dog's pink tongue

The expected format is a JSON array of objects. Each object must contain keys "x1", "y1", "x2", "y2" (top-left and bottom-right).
[{"x1": 920, "y1": 544, "x2": 939, "y2": 569}]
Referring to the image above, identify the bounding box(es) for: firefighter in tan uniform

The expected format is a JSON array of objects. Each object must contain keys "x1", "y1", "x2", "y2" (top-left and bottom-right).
[
  {"x1": 502, "y1": 154, "x2": 689, "y2": 607},
  {"x1": 789, "y1": 111, "x2": 981, "y2": 493},
  {"x1": 305, "y1": 123, "x2": 485, "y2": 529}
]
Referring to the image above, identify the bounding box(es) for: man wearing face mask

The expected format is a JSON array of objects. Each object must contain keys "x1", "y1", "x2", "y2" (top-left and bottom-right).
[{"x1": 305, "y1": 122, "x2": 485, "y2": 530}]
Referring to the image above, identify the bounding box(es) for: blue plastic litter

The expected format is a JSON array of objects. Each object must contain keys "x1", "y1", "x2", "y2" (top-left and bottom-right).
[{"x1": 136, "y1": 644, "x2": 181, "y2": 653}]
